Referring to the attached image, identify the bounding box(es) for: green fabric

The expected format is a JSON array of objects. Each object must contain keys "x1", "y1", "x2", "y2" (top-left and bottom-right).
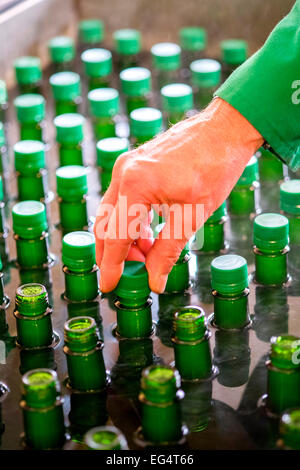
[{"x1": 216, "y1": 1, "x2": 300, "y2": 171}]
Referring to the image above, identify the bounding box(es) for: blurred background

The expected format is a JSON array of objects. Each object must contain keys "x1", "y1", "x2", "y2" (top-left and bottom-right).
[{"x1": 0, "y1": 0, "x2": 295, "y2": 83}]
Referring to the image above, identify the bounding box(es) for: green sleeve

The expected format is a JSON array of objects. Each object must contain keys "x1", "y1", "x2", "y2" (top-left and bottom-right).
[{"x1": 216, "y1": 0, "x2": 300, "y2": 171}]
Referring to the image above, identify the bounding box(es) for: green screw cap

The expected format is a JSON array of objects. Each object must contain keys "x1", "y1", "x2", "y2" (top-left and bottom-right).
[
  {"x1": 0, "y1": 122, "x2": 6, "y2": 147},
  {"x1": 113, "y1": 29, "x2": 141, "y2": 55},
  {"x1": 120, "y1": 67, "x2": 151, "y2": 97},
  {"x1": 253, "y1": 213, "x2": 289, "y2": 252},
  {"x1": 84, "y1": 426, "x2": 128, "y2": 450},
  {"x1": 22, "y1": 368, "x2": 59, "y2": 408},
  {"x1": 14, "y1": 140, "x2": 45, "y2": 173},
  {"x1": 161, "y1": 83, "x2": 193, "y2": 113},
  {"x1": 88, "y1": 88, "x2": 119, "y2": 118},
  {"x1": 50, "y1": 72, "x2": 81, "y2": 101},
  {"x1": 14, "y1": 56, "x2": 42, "y2": 85},
  {"x1": 12, "y1": 200, "x2": 48, "y2": 239},
  {"x1": 56, "y1": 165, "x2": 88, "y2": 200},
  {"x1": 62, "y1": 231, "x2": 96, "y2": 272},
  {"x1": 280, "y1": 409, "x2": 300, "y2": 450},
  {"x1": 190, "y1": 59, "x2": 221, "y2": 88},
  {"x1": 48, "y1": 36, "x2": 75, "y2": 64},
  {"x1": 221, "y1": 39, "x2": 248, "y2": 66},
  {"x1": 15, "y1": 283, "x2": 48, "y2": 317},
  {"x1": 237, "y1": 155, "x2": 259, "y2": 186},
  {"x1": 114, "y1": 261, "x2": 150, "y2": 303},
  {"x1": 96, "y1": 137, "x2": 129, "y2": 170},
  {"x1": 141, "y1": 365, "x2": 180, "y2": 404},
  {"x1": 130, "y1": 107, "x2": 162, "y2": 138},
  {"x1": 0, "y1": 176, "x2": 3, "y2": 203},
  {"x1": 81, "y1": 48, "x2": 112, "y2": 78},
  {"x1": 206, "y1": 201, "x2": 227, "y2": 223},
  {"x1": 14, "y1": 94, "x2": 45, "y2": 123},
  {"x1": 179, "y1": 27, "x2": 206, "y2": 52},
  {"x1": 211, "y1": 254, "x2": 248, "y2": 295},
  {"x1": 0, "y1": 80, "x2": 7, "y2": 105},
  {"x1": 54, "y1": 113, "x2": 84, "y2": 144},
  {"x1": 79, "y1": 19, "x2": 104, "y2": 44},
  {"x1": 270, "y1": 335, "x2": 300, "y2": 370},
  {"x1": 64, "y1": 316, "x2": 98, "y2": 352},
  {"x1": 173, "y1": 306, "x2": 206, "y2": 341},
  {"x1": 280, "y1": 180, "x2": 300, "y2": 215},
  {"x1": 151, "y1": 42, "x2": 181, "y2": 71}
]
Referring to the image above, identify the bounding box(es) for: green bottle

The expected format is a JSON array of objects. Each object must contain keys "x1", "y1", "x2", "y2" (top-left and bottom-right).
[
  {"x1": 96, "y1": 137, "x2": 129, "y2": 193},
  {"x1": 220, "y1": 39, "x2": 248, "y2": 79},
  {"x1": 20, "y1": 368, "x2": 65, "y2": 449},
  {"x1": 12, "y1": 200, "x2": 50, "y2": 269},
  {"x1": 14, "y1": 94, "x2": 45, "y2": 141},
  {"x1": 179, "y1": 27, "x2": 206, "y2": 69},
  {"x1": 172, "y1": 306, "x2": 213, "y2": 381},
  {"x1": 130, "y1": 107, "x2": 163, "y2": 146},
  {"x1": 190, "y1": 59, "x2": 221, "y2": 109},
  {"x1": 161, "y1": 83, "x2": 193, "y2": 126},
  {"x1": 253, "y1": 213, "x2": 289, "y2": 286},
  {"x1": 0, "y1": 256, "x2": 7, "y2": 309},
  {"x1": 0, "y1": 80, "x2": 8, "y2": 124},
  {"x1": 228, "y1": 155, "x2": 260, "y2": 217},
  {"x1": 280, "y1": 179, "x2": 300, "y2": 244},
  {"x1": 54, "y1": 113, "x2": 85, "y2": 167},
  {"x1": 49, "y1": 71, "x2": 81, "y2": 116},
  {"x1": 165, "y1": 245, "x2": 190, "y2": 293},
  {"x1": 56, "y1": 165, "x2": 88, "y2": 232},
  {"x1": 0, "y1": 123, "x2": 7, "y2": 177},
  {"x1": 113, "y1": 29, "x2": 141, "y2": 71},
  {"x1": 257, "y1": 147, "x2": 284, "y2": 182},
  {"x1": 69, "y1": 390, "x2": 107, "y2": 442},
  {"x1": 151, "y1": 42, "x2": 181, "y2": 89},
  {"x1": 280, "y1": 409, "x2": 300, "y2": 450},
  {"x1": 88, "y1": 88, "x2": 119, "y2": 140},
  {"x1": 14, "y1": 140, "x2": 48, "y2": 202},
  {"x1": 120, "y1": 67, "x2": 151, "y2": 115},
  {"x1": 197, "y1": 202, "x2": 227, "y2": 253},
  {"x1": 14, "y1": 283, "x2": 54, "y2": 349},
  {"x1": 266, "y1": 335, "x2": 300, "y2": 415},
  {"x1": 78, "y1": 19, "x2": 104, "y2": 48},
  {"x1": 64, "y1": 316, "x2": 106, "y2": 391},
  {"x1": 211, "y1": 254, "x2": 249, "y2": 330},
  {"x1": 138, "y1": 365, "x2": 184, "y2": 444},
  {"x1": 114, "y1": 261, "x2": 152, "y2": 338},
  {"x1": 62, "y1": 231, "x2": 99, "y2": 302},
  {"x1": 84, "y1": 426, "x2": 128, "y2": 450},
  {"x1": 48, "y1": 36, "x2": 75, "y2": 72},
  {"x1": 14, "y1": 56, "x2": 42, "y2": 94},
  {"x1": 81, "y1": 48, "x2": 112, "y2": 90},
  {"x1": 0, "y1": 176, "x2": 7, "y2": 236}
]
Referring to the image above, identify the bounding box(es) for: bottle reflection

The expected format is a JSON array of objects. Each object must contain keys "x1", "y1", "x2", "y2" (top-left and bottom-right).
[
  {"x1": 193, "y1": 254, "x2": 214, "y2": 304},
  {"x1": 181, "y1": 380, "x2": 212, "y2": 433},
  {"x1": 19, "y1": 347, "x2": 56, "y2": 375},
  {"x1": 228, "y1": 217, "x2": 255, "y2": 264},
  {"x1": 157, "y1": 292, "x2": 191, "y2": 347}
]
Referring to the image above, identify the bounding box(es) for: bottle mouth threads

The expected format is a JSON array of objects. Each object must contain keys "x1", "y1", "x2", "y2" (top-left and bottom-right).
[
  {"x1": 270, "y1": 335, "x2": 300, "y2": 370},
  {"x1": 84, "y1": 425, "x2": 127, "y2": 450},
  {"x1": 280, "y1": 409, "x2": 300, "y2": 449},
  {"x1": 22, "y1": 368, "x2": 59, "y2": 408},
  {"x1": 64, "y1": 316, "x2": 98, "y2": 352},
  {"x1": 173, "y1": 306, "x2": 206, "y2": 341},
  {"x1": 141, "y1": 364, "x2": 180, "y2": 403},
  {"x1": 15, "y1": 283, "x2": 48, "y2": 316}
]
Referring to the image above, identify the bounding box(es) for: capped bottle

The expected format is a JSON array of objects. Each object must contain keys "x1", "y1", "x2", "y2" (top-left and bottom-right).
[
  {"x1": 96, "y1": 137, "x2": 129, "y2": 193},
  {"x1": 64, "y1": 316, "x2": 106, "y2": 391},
  {"x1": 88, "y1": 88, "x2": 119, "y2": 140},
  {"x1": 0, "y1": 80, "x2": 8, "y2": 124},
  {"x1": 179, "y1": 27, "x2": 206, "y2": 70},
  {"x1": 211, "y1": 254, "x2": 250, "y2": 330},
  {"x1": 197, "y1": 201, "x2": 227, "y2": 253},
  {"x1": 138, "y1": 365, "x2": 184, "y2": 444},
  {"x1": 84, "y1": 425, "x2": 128, "y2": 450},
  {"x1": 228, "y1": 155, "x2": 260, "y2": 217},
  {"x1": 266, "y1": 335, "x2": 300, "y2": 414},
  {"x1": 113, "y1": 29, "x2": 141, "y2": 71},
  {"x1": 14, "y1": 283, "x2": 54, "y2": 349},
  {"x1": 114, "y1": 261, "x2": 152, "y2": 338},
  {"x1": 12, "y1": 200, "x2": 50, "y2": 269},
  {"x1": 14, "y1": 94, "x2": 45, "y2": 141},
  {"x1": 54, "y1": 113, "x2": 85, "y2": 167},
  {"x1": 130, "y1": 107, "x2": 163, "y2": 146},
  {"x1": 151, "y1": 42, "x2": 181, "y2": 89},
  {"x1": 20, "y1": 368, "x2": 65, "y2": 449},
  {"x1": 78, "y1": 19, "x2": 104, "y2": 49},
  {"x1": 81, "y1": 48, "x2": 112, "y2": 90},
  {"x1": 14, "y1": 56, "x2": 42, "y2": 94},
  {"x1": 165, "y1": 244, "x2": 190, "y2": 294},
  {"x1": 49, "y1": 71, "x2": 81, "y2": 116},
  {"x1": 48, "y1": 36, "x2": 75, "y2": 72},
  {"x1": 190, "y1": 59, "x2": 221, "y2": 109},
  {"x1": 0, "y1": 123, "x2": 7, "y2": 178},
  {"x1": 0, "y1": 176, "x2": 7, "y2": 237},
  {"x1": 257, "y1": 147, "x2": 284, "y2": 183},
  {"x1": 280, "y1": 409, "x2": 300, "y2": 450},
  {"x1": 62, "y1": 231, "x2": 99, "y2": 302},
  {"x1": 56, "y1": 165, "x2": 88, "y2": 233},
  {"x1": 220, "y1": 39, "x2": 248, "y2": 79},
  {"x1": 120, "y1": 67, "x2": 152, "y2": 115},
  {"x1": 253, "y1": 213, "x2": 289, "y2": 285},
  {"x1": 172, "y1": 306, "x2": 213, "y2": 381},
  {"x1": 161, "y1": 83, "x2": 193, "y2": 126},
  {"x1": 280, "y1": 179, "x2": 300, "y2": 244},
  {"x1": 14, "y1": 140, "x2": 48, "y2": 202}
]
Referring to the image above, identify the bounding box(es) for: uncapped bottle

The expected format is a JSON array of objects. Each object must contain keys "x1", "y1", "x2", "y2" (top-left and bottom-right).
[
  {"x1": 84, "y1": 426, "x2": 128, "y2": 450},
  {"x1": 280, "y1": 409, "x2": 300, "y2": 450}
]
